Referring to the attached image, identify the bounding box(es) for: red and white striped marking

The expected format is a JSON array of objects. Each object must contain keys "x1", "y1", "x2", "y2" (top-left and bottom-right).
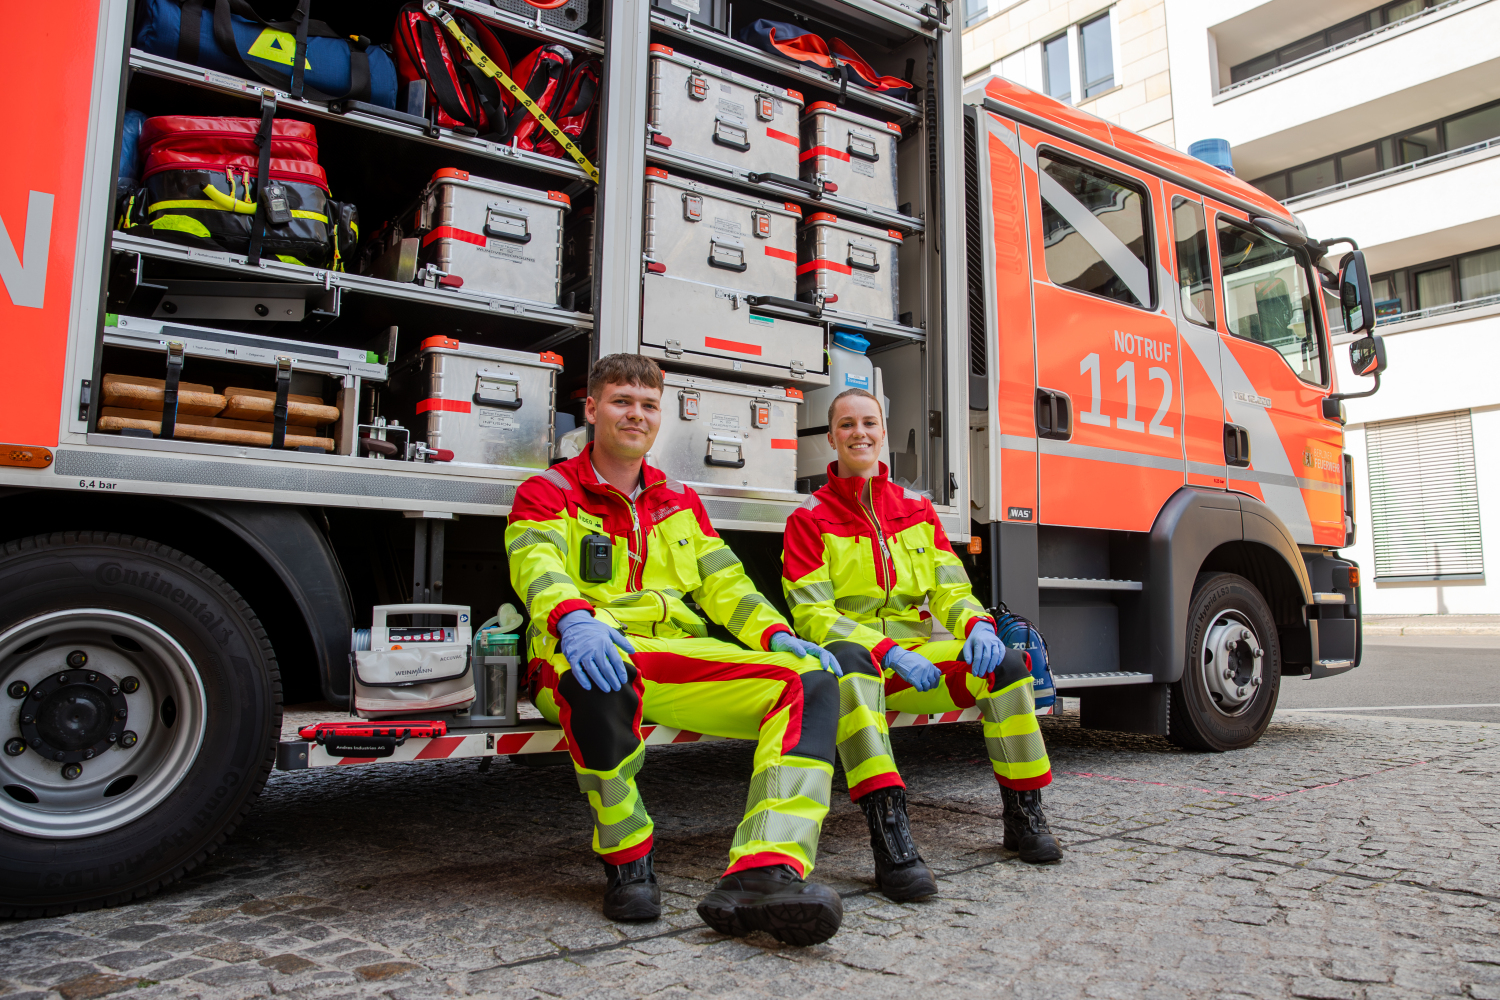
[{"x1": 285, "y1": 706, "x2": 1029, "y2": 770}]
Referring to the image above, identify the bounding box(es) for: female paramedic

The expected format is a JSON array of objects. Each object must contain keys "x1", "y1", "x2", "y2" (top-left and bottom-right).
[{"x1": 780, "y1": 387, "x2": 1062, "y2": 901}]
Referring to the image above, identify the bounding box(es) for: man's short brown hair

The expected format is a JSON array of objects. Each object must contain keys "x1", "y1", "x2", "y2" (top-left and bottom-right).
[
  {"x1": 827, "y1": 387, "x2": 883, "y2": 429},
  {"x1": 588, "y1": 353, "x2": 665, "y2": 400}
]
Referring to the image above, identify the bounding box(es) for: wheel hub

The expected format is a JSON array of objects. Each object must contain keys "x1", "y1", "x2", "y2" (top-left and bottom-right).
[
  {"x1": 1203, "y1": 614, "x2": 1263, "y2": 716},
  {"x1": 21, "y1": 671, "x2": 126, "y2": 761}
]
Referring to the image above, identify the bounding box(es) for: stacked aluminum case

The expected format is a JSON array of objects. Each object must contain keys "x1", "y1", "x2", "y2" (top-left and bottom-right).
[
  {"x1": 647, "y1": 45, "x2": 804, "y2": 179},
  {"x1": 408, "y1": 168, "x2": 570, "y2": 306},
  {"x1": 797, "y1": 212, "x2": 903, "y2": 322},
  {"x1": 800, "y1": 102, "x2": 902, "y2": 215},
  {"x1": 392, "y1": 336, "x2": 562, "y2": 471},
  {"x1": 650, "y1": 373, "x2": 803, "y2": 493}
]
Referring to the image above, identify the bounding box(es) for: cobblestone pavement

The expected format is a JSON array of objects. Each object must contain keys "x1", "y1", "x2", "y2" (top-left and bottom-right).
[{"x1": 3, "y1": 707, "x2": 1498, "y2": 1000}]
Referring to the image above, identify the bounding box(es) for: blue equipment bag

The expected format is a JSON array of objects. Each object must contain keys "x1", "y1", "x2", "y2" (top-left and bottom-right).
[
  {"x1": 135, "y1": 0, "x2": 397, "y2": 108},
  {"x1": 117, "y1": 109, "x2": 148, "y2": 202},
  {"x1": 995, "y1": 607, "x2": 1055, "y2": 711}
]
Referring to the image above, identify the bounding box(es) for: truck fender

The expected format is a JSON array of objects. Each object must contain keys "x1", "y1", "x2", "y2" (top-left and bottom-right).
[
  {"x1": 176, "y1": 500, "x2": 354, "y2": 705},
  {"x1": 1148, "y1": 489, "x2": 1312, "y2": 683}
]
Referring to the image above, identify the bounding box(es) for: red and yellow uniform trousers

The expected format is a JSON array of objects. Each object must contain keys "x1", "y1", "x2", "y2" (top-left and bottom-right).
[
  {"x1": 507, "y1": 448, "x2": 885, "y2": 876},
  {"x1": 782, "y1": 463, "x2": 1052, "y2": 800}
]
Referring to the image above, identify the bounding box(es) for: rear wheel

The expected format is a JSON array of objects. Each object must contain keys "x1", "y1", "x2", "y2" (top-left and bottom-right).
[
  {"x1": 1168, "y1": 572, "x2": 1281, "y2": 752},
  {"x1": 0, "y1": 532, "x2": 280, "y2": 916}
]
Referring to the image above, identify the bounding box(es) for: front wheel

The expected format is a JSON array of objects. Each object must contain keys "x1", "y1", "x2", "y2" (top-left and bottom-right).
[
  {"x1": 0, "y1": 532, "x2": 281, "y2": 917},
  {"x1": 1168, "y1": 572, "x2": 1281, "y2": 752}
]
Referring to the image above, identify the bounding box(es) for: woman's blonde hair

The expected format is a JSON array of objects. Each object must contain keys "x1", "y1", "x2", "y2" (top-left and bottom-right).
[{"x1": 827, "y1": 387, "x2": 883, "y2": 429}]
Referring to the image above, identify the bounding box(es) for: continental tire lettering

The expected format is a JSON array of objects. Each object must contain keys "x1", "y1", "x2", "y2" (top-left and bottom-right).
[{"x1": 97, "y1": 563, "x2": 233, "y2": 642}]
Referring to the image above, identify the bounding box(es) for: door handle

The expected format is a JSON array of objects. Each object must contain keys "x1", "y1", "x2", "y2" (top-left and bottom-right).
[
  {"x1": 1035, "y1": 388, "x2": 1071, "y2": 441},
  {"x1": 1224, "y1": 423, "x2": 1251, "y2": 467}
]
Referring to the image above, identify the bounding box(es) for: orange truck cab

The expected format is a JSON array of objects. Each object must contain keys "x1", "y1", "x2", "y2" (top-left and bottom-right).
[{"x1": 963, "y1": 79, "x2": 1386, "y2": 751}]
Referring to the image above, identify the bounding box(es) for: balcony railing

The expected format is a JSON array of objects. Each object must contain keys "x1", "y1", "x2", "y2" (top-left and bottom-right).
[
  {"x1": 1374, "y1": 292, "x2": 1500, "y2": 327},
  {"x1": 1282, "y1": 135, "x2": 1500, "y2": 205},
  {"x1": 1219, "y1": 0, "x2": 1465, "y2": 96}
]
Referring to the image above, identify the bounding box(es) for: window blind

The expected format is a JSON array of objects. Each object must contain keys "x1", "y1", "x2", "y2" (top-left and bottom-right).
[{"x1": 1365, "y1": 409, "x2": 1484, "y2": 579}]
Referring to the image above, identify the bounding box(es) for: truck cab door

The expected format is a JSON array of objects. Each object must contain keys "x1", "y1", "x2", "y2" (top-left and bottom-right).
[
  {"x1": 1162, "y1": 186, "x2": 1227, "y2": 490},
  {"x1": 1017, "y1": 127, "x2": 1184, "y2": 531},
  {"x1": 1205, "y1": 201, "x2": 1345, "y2": 546},
  {"x1": 969, "y1": 110, "x2": 1039, "y2": 528}
]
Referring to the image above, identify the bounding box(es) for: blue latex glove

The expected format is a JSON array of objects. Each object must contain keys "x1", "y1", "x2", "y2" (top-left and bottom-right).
[
  {"x1": 961, "y1": 620, "x2": 1003, "y2": 677},
  {"x1": 557, "y1": 609, "x2": 635, "y2": 693},
  {"x1": 884, "y1": 645, "x2": 941, "y2": 692},
  {"x1": 770, "y1": 631, "x2": 842, "y2": 676}
]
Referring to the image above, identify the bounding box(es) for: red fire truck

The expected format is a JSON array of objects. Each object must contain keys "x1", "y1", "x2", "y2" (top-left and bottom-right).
[{"x1": 0, "y1": 0, "x2": 1383, "y2": 915}]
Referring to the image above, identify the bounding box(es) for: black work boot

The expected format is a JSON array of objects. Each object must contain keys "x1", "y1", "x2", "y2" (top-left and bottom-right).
[
  {"x1": 602, "y1": 848, "x2": 661, "y2": 921},
  {"x1": 697, "y1": 864, "x2": 843, "y2": 946},
  {"x1": 858, "y1": 787, "x2": 938, "y2": 901},
  {"x1": 1000, "y1": 787, "x2": 1063, "y2": 863}
]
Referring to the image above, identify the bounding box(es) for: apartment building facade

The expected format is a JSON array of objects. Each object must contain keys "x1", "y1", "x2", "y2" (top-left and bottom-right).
[{"x1": 964, "y1": 0, "x2": 1500, "y2": 614}]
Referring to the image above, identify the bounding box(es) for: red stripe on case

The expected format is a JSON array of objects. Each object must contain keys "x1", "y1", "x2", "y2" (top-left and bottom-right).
[
  {"x1": 764, "y1": 246, "x2": 796, "y2": 261},
  {"x1": 796, "y1": 260, "x2": 851, "y2": 275},
  {"x1": 416, "y1": 398, "x2": 472, "y2": 414},
  {"x1": 704, "y1": 336, "x2": 762, "y2": 356},
  {"x1": 766, "y1": 127, "x2": 799, "y2": 145},
  {"x1": 421, "y1": 225, "x2": 486, "y2": 248},
  {"x1": 799, "y1": 145, "x2": 849, "y2": 162},
  {"x1": 771, "y1": 439, "x2": 797, "y2": 449}
]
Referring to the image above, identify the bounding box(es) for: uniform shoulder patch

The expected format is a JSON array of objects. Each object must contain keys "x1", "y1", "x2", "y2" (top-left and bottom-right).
[
  {"x1": 663, "y1": 478, "x2": 684, "y2": 493},
  {"x1": 800, "y1": 495, "x2": 822, "y2": 511},
  {"x1": 901, "y1": 487, "x2": 929, "y2": 503},
  {"x1": 538, "y1": 468, "x2": 572, "y2": 492}
]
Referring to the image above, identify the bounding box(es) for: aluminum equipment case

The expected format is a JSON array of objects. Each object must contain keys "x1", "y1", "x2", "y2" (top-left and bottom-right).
[
  {"x1": 639, "y1": 273, "x2": 828, "y2": 385},
  {"x1": 391, "y1": 336, "x2": 563, "y2": 470},
  {"x1": 647, "y1": 45, "x2": 804, "y2": 180},
  {"x1": 406, "y1": 168, "x2": 570, "y2": 306},
  {"x1": 651, "y1": 373, "x2": 803, "y2": 493},
  {"x1": 797, "y1": 212, "x2": 903, "y2": 322},
  {"x1": 800, "y1": 102, "x2": 903, "y2": 215},
  {"x1": 644, "y1": 167, "x2": 801, "y2": 294},
  {"x1": 489, "y1": 0, "x2": 596, "y2": 35}
]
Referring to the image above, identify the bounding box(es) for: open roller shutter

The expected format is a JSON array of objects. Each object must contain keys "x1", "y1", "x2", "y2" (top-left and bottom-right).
[{"x1": 1365, "y1": 409, "x2": 1484, "y2": 580}]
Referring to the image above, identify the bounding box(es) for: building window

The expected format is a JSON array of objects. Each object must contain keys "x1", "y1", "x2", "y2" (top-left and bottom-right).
[
  {"x1": 1369, "y1": 243, "x2": 1500, "y2": 321},
  {"x1": 1229, "y1": 0, "x2": 1440, "y2": 84},
  {"x1": 964, "y1": 0, "x2": 988, "y2": 27},
  {"x1": 1042, "y1": 33, "x2": 1071, "y2": 103},
  {"x1": 1252, "y1": 96, "x2": 1500, "y2": 201},
  {"x1": 1366, "y1": 409, "x2": 1484, "y2": 581},
  {"x1": 1036, "y1": 9, "x2": 1115, "y2": 106},
  {"x1": 1217, "y1": 218, "x2": 1325, "y2": 385},
  {"x1": 1037, "y1": 151, "x2": 1153, "y2": 308},
  {"x1": 1079, "y1": 13, "x2": 1114, "y2": 98}
]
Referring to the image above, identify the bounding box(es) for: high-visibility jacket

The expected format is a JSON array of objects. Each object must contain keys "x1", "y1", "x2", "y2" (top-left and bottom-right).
[
  {"x1": 506, "y1": 444, "x2": 795, "y2": 660},
  {"x1": 781, "y1": 462, "x2": 993, "y2": 661}
]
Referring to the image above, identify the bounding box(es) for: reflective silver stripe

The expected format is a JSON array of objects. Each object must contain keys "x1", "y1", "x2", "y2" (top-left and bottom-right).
[
  {"x1": 594, "y1": 797, "x2": 650, "y2": 846},
  {"x1": 1038, "y1": 437, "x2": 1183, "y2": 472},
  {"x1": 745, "y1": 762, "x2": 832, "y2": 808},
  {"x1": 729, "y1": 593, "x2": 772, "y2": 634},
  {"x1": 829, "y1": 616, "x2": 861, "y2": 639},
  {"x1": 882, "y1": 618, "x2": 933, "y2": 640},
  {"x1": 984, "y1": 729, "x2": 1048, "y2": 767},
  {"x1": 788, "y1": 580, "x2": 835, "y2": 606},
  {"x1": 800, "y1": 495, "x2": 822, "y2": 511},
  {"x1": 835, "y1": 595, "x2": 884, "y2": 615},
  {"x1": 838, "y1": 725, "x2": 894, "y2": 770},
  {"x1": 980, "y1": 682, "x2": 1035, "y2": 723},
  {"x1": 507, "y1": 527, "x2": 566, "y2": 556},
  {"x1": 902, "y1": 487, "x2": 925, "y2": 502},
  {"x1": 574, "y1": 750, "x2": 644, "y2": 806},
  {"x1": 670, "y1": 616, "x2": 708, "y2": 637},
  {"x1": 935, "y1": 564, "x2": 968, "y2": 586},
  {"x1": 526, "y1": 571, "x2": 574, "y2": 609},
  {"x1": 731, "y1": 810, "x2": 822, "y2": 855},
  {"x1": 696, "y1": 546, "x2": 742, "y2": 579},
  {"x1": 1186, "y1": 461, "x2": 1343, "y2": 495},
  {"x1": 838, "y1": 671, "x2": 884, "y2": 714},
  {"x1": 886, "y1": 593, "x2": 924, "y2": 611},
  {"x1": 538, "y1": 468, "x2": 571, "y2": 492},
  {"x1": 999, "y1": 434, "x2": 1039, "y2": 453}
]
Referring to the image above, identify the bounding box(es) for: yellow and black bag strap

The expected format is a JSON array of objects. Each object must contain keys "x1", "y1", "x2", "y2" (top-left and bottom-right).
[{"x1": 421, "y1": 1, "x2": 599, "y2": 183}]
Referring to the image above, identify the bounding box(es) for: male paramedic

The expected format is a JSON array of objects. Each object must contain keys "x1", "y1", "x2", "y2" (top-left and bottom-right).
[
  {"x1": 506, "y1": 354, "x2": 867, "y2": 947},
  {"x1": 782, "y1": 388, "x2": 1062, "y2": 902}
]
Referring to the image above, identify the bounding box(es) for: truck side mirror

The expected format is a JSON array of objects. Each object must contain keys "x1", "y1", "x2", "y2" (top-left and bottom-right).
[
  {"x1": 1338, "y1": 250, "x2": 1376, "y2": 335},
  {"x1": 1349, "y1": 333, "x2": 1386, "y2": 378}
]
